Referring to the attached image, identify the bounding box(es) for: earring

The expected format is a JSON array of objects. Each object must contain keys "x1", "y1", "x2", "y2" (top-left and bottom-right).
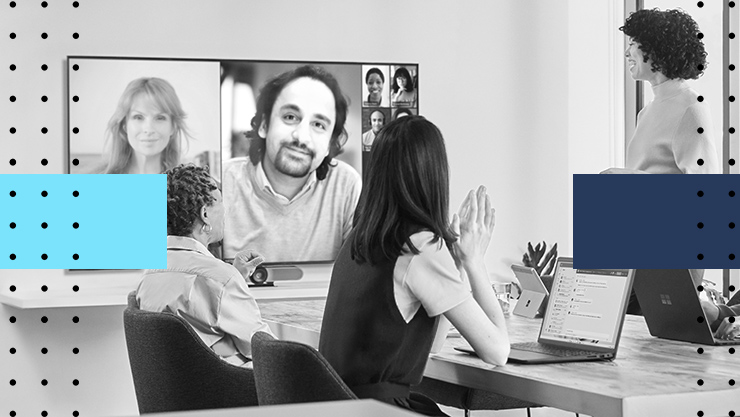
[{"x1": 201, "y1": 223, "x2": 212, "y2": 235}]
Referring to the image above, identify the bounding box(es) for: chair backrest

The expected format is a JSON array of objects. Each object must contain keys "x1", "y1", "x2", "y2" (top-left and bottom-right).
[
  {"x1": 251, "y1": 331, "x2": 357, "y2": 405},
  {"x1": 123, "y1": 291, "x2": 258, "y2": 413}
]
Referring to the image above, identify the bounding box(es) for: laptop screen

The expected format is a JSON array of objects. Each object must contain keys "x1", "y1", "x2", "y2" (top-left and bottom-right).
[{"x1": 538, "y1": 259, "x2": 632, "y2": 350}]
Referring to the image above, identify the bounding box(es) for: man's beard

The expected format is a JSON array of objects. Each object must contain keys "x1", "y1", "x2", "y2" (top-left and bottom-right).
[{"x1": 273, "y1": 141, "x2": 315, "y2": 178}]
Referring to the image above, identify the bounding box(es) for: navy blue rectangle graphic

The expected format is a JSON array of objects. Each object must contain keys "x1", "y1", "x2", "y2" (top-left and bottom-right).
[{"x1": 574, "y1": 174, "x2": 739, "y2": 269}]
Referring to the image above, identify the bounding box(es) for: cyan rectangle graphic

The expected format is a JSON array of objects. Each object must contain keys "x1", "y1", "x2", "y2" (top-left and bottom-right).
[
  {"x1": 0, "y1": 175, "x2": 167, "y2": 269},
  {"x1": 574, "y1": 174, "x2": 739, "y2": 269}
]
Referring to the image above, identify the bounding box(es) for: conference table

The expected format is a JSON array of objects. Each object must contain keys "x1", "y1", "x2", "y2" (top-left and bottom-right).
[{"x1": 258, "y1": 299, "x2": 740, "y2": 417}]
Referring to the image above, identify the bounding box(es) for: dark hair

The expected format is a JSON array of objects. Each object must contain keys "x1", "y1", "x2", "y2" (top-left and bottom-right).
[
  {"x1": 620, "y1": 8, "x2": 707, "y2": 80},
  {"x1": 166, "y1": 164, "x2": 218, "y2": 237},
  {"x1": 351, "y1": 115, "x2": 455, "y2": 264},
  {"x1": 393, "y1": 108, "x2": 414, "y2": 120},
  {"x1": 392, "y1": 67, "x2": 415, "y2": 94},
  {"x1": 365, "y1": 67, "x2": 385, "y2": 84},
  {"x1": 245, "y1": 65, "x2": 349, "y2": 181}
]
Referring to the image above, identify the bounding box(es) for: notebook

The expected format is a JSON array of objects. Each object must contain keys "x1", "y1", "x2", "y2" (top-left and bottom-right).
[
  {"x1": 456, "y1": 257, "x2": 635, "y2": 364},
  {"x1": 632, "y1": 269, "x2": 740, "y2": 346},
  {"x1": 510, "y1": 265, "x2": 549, "y2": 319}
]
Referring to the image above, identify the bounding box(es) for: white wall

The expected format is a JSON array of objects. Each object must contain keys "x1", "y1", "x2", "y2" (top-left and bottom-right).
[{"x1": 0, "y1": 1, "x2": 619, "y2": 415}]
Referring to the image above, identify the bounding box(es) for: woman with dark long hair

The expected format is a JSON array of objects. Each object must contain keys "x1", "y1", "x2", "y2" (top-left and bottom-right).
[
  {"x1": 319, "y1": 116, "x2": 509, "y2": 416},
  {"x1": 391, "y1": 66, "x2": 417, "y2": 107}
]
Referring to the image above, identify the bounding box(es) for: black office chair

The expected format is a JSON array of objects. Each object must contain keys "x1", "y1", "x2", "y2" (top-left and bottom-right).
[
  {"x1": 250, "y1": 331, "x2": 357, "y2": 405},
  {"x1": 123, "y1": 291, "x2": 258, "y2": 413},
  {"x1": 415, "y1": 377, "x2": 540, "y2": 417}
]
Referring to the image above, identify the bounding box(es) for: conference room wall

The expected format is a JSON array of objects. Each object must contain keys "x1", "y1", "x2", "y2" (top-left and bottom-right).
[{"x1": 0, "y1": 1, "x2": 618, "y2": 415}]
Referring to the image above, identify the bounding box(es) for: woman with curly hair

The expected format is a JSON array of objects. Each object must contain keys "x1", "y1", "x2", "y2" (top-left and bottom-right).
[
  {"x1": 605, "y1": 9, "x2": 729, "y2": 322},
  {"x1": 136, "y1": 164, "x2": 273, "y2": 366},
  {"x1": 602, "y1": 8, "x2": 719, "y2": 175}
]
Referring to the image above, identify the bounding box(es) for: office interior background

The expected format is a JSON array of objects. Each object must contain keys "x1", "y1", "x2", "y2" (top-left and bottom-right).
[{"x1": 0, "y1": 0, "x2": 736, "y2": 415}]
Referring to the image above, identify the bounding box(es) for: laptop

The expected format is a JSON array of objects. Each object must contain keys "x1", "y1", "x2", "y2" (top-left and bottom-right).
[
  {"x1": 511, "y1": 264, "x2": 549, "y2": 318},
  {"x1": 456, "y1": 257, "x2": 635, "y2": 364},
  {"x1": 633, "y1": 269, "x2": 740, "y2": 346}
]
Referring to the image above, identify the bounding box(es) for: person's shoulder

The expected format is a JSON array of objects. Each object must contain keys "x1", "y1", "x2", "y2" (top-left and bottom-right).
[
  {"x1": 327, "y1": 159, "x2": 361, "y2": 183},
  {"x1": 223, "y1": 157, "x2": 252, "y2": 178},
  {"x1": 682, "y1": 94, "x2": 712, "y2": 123},
  {"x1": 182, "y1": 253, "x2": 242, "y2": 286},
  {"x1": 406, "y1": 231, "x2": 448, "y2": 258},
  {"x1": 674, "y1": 84, "x2": 703, "y2": 107}
]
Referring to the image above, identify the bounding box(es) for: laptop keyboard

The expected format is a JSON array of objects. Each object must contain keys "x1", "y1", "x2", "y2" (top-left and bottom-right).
[{"x1": 512, "y1": 342, "x2": 596, "y2": 357}]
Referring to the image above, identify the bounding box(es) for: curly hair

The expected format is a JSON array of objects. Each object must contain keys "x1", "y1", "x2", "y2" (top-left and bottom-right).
[
  {"x1": 166, "y1": 164, "x2": 218, "y2": 237},
  {"x1": 620, "y1": 8, "x2": 707, "y2": 80},
  {"x1": 245, "y1": 65, "x2": 349, "y2": 181}
]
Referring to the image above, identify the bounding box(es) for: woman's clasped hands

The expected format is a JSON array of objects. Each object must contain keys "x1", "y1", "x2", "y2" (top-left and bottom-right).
[{"x1": 451, "y1": 185, "x2": 495, "y2": 266}]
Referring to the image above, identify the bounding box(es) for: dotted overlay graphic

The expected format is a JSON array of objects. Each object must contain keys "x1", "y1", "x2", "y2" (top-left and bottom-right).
[
  {"x1": 1, "y1": 174, "x2": 166, "y2": 269},
  {"x1": 2, "y1": 1, "x2": 738, "y2": 417}
]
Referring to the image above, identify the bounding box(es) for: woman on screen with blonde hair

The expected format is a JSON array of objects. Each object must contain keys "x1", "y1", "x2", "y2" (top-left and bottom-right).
[{"x1": 99, "y1": 77, "x2": 191, "y2": 174}]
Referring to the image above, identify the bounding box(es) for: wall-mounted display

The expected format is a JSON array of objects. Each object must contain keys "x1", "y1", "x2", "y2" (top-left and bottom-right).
[{"x1": 68, "y1": 57, "x2": 419, "y2": 266}]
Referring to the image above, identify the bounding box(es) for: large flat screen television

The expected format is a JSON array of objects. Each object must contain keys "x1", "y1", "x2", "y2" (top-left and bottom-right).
[{"x1": 68, "y1": 57, "x2": 419, "y2": 269}]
